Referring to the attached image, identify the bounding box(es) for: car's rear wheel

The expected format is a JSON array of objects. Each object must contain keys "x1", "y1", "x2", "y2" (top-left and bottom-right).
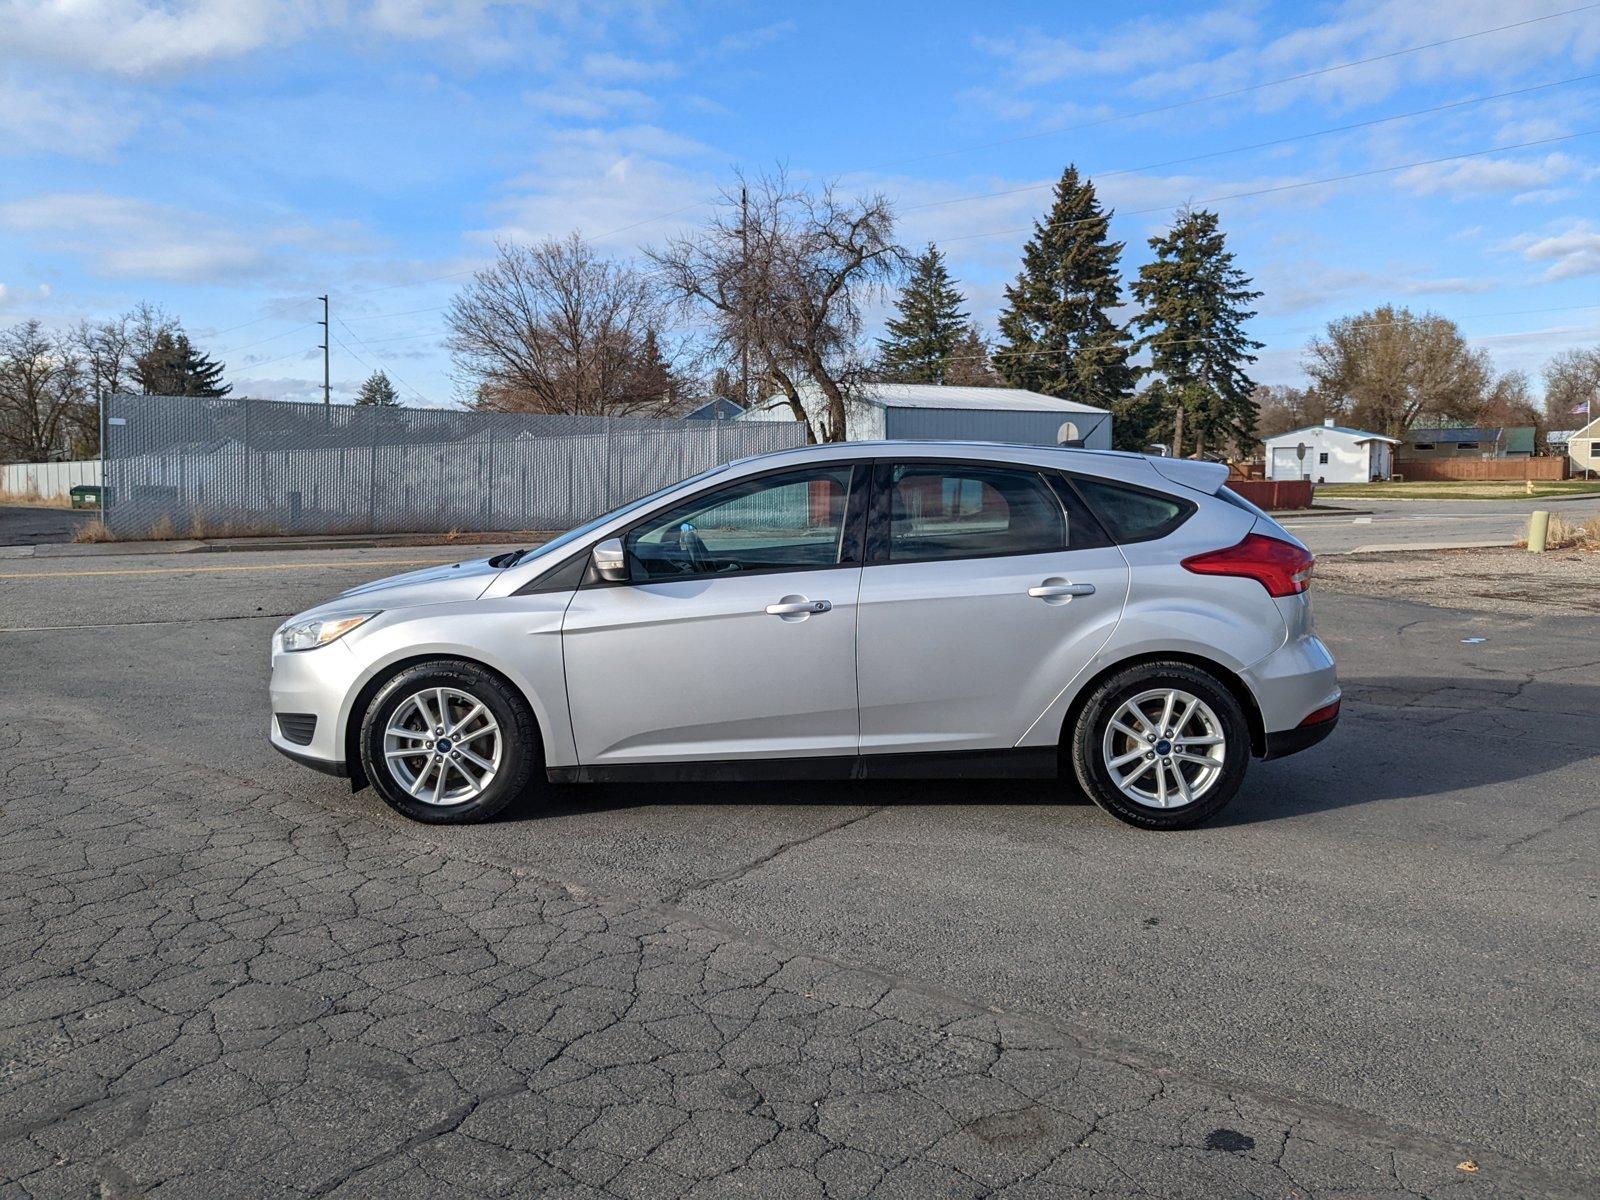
[
  {"x1": 1070, "y1": 661, "x2": 1250, "y2": 829},
  {"x1": 360, "y1": 660, "x2": 538, "y2": 824}
]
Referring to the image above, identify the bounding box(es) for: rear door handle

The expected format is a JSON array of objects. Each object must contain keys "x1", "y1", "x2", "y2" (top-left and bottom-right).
[
  {"x1": 766, "y1": 597, "x2": 831, "y2": 616},
  {"x1": 1028, "y1": 579, "x2": 1095, "y2": 600}
]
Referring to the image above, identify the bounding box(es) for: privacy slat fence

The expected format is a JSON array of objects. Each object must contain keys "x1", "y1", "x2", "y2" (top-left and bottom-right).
[
  {"x1": 1394, "y1": 458, "x2": 1569, "y2": 481},
  {"x1": 101, "y1": 394, "x2": 806, "y2": 539}
]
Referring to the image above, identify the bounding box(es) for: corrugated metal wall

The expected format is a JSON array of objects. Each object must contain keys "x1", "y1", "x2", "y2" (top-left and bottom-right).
[
  {"x1": 1, "y1": 459, "x2": 101, "y2": 499},
  {"x1": 883, "y1": 407, "x2": 1113, "y2": 448},
  {"x1": 101, "y1": 394, "x2": 807, "y2": 539}
]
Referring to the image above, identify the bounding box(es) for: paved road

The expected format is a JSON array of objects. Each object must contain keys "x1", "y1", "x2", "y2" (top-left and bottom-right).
[
  {"x1": 2, "y1": 547, "x2": 1595, "y2": 1197},
  {"x1": 0, "y1": 505, "x2": 93, "y2": 547},
  {"x1": 1284, "y1": 495, "x2": 1600, "y2": 554}
]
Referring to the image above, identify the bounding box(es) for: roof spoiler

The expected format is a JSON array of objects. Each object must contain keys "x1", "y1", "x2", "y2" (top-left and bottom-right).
[{"x1": 1148, "y1": 456, "x2": 1231, "y2": 495}]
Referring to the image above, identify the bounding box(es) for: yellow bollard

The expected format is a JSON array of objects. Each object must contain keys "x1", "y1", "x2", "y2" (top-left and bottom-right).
[{"x1": 1528, "y1": 509, "x2": 1549, "y2": 553}]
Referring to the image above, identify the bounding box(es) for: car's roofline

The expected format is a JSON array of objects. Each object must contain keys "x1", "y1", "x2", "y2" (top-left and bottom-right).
[{"x1": 727, "y1": 439, "x2": 1157, "y2": 471}]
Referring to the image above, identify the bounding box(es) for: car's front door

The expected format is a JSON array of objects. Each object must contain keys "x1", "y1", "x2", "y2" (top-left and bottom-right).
[
  {"x1": 562, "y1": 463, "x2": 867, "y2": 766},
  {"x1": 855, "y1": 460, "x2": 1129, "y2": 757}
]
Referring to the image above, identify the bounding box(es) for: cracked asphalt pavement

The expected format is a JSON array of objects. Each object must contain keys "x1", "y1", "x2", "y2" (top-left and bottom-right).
[{"x1": 2, "y1": 547, "x2": 1596, "y2": 1198}]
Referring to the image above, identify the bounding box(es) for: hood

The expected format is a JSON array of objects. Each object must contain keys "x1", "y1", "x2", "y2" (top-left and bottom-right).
[{"x1": 333, "y1": 555, "x2": 503, "y2": 608}]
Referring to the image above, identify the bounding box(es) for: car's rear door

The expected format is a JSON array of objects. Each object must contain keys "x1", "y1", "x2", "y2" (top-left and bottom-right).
[
  {"x1": 562, "y1": 462, "x2": 868, "y2": 767},
  {"x1": 855, "y1": 459, "x2": 1129, "y2": 757}
]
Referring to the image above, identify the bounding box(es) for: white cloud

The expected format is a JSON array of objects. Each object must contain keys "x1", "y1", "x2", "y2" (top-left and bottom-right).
[
  {"x1": 1397, "y1": 153, "x2": 1581, "y2": 199},
  {"x1": 0, "y1": 74, "x2": 141, "y2": 158},
  {"x1": 484, "y1": 125, "x2": 717, "y2": 250},
  {"x1": 0, "y1": 192, "x2": 381, "y2": 284},
  {"x1": 0, "y1": 0, "x2": 311, "y2": 76},
  {"x1": 975, "y1": 8, "x2": 1258, "y2": 88},
  {"x1": 1505, "y1": 220, "x2": 1600, "y2": 280},
  {"x1": 526, "y1": 83, "x2": 656, "y2": 120},
  {"x1": 581, "y1": 51, "x2": 678, "y2": 83}
]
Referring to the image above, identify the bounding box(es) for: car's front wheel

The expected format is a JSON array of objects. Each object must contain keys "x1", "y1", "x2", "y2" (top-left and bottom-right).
[
  {"x1": 1070, "y1": 661, "x2": 1250, "y2": 830},
  {"x1": 360, "y1": 660, "x2": 538, "y2": 824}
]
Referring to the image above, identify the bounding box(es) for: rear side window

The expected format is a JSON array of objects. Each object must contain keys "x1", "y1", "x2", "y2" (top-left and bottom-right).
[
  {"x1": 1072, "y1": 477, "x2": 1193, "y2": 544},
  {"x1": 882, "y1": 463, "x2": 1064, "y2": 562}
]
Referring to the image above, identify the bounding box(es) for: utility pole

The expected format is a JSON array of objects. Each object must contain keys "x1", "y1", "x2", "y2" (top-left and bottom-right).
[
  {"x1": 317, "y1": 294, "x2": 330, "y2": 405},
  {"x1": 740, "y1": 185, "x2": 750, "y2": 408}
]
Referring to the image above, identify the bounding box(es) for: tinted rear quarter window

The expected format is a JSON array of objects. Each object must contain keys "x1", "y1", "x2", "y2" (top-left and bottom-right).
[{"x1": 1072, "y1": 477, "x2": 1193, "y2": 543}]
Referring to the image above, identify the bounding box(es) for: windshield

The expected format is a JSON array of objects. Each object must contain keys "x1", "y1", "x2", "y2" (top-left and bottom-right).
[{"x1": 508, "y1": 464, "x2": 730, "y2": 564}]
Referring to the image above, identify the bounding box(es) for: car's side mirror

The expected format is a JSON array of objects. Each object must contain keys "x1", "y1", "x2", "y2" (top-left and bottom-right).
[{"x1": 591, "y1": 537, "x2": 629, "y2": 582}]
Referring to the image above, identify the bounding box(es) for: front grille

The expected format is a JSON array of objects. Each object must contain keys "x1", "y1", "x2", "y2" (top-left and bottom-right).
[{"x1": 276, "y1": 713, "x2": 317, "y2": 745}]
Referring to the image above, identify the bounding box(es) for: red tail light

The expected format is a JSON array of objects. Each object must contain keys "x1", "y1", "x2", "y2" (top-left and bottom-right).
[{"x1": 1181, "y1": 533, "x2": 1314, "y2": 597}]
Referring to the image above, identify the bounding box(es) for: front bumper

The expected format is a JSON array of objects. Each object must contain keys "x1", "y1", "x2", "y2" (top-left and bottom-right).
[
  {"x1": 272, "y1": 739, "x2": 350, "y2": 777},
  {"x1": 268, "y1": 637, "x2": 363, "y2": 774}
]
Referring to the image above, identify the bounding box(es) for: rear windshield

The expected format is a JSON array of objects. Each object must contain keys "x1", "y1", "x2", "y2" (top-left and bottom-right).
[
  {"x1": 1071, "y1": 477, "x2": 1194, "y2": 544},
  {"x1": 1216, "y1": 485, "x2": 1271, "y2": 521}
]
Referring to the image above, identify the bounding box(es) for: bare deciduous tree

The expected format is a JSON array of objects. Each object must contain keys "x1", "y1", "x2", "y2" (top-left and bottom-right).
[
  {"x1": 650, "y1": 171, "x2": 904, "y2": 443},
  {"x1": 1543, "y1": 347, "x2": 1600, "y2": 425},
  {"x1": 447, "y1": 233, "x2": 680, "y2": 417},
  {"x1": 1304, "y1": 306, "x2": 1494, "y2": 438},
  {"x1": 0, "y1": 321, "x2": 85, "y2": 462}
]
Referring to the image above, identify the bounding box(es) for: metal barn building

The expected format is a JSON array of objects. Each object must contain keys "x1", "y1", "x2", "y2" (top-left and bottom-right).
[{"x1": 738, "y1": 383, "x2": 1113, "y2": 449}]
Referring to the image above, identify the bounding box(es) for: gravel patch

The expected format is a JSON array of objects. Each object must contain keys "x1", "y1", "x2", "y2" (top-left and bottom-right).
[{"x1": 1315, "y1": 546, "x2": 1600, "y2": 616}]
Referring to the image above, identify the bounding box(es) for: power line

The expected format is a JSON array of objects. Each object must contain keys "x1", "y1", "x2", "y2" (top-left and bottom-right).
[
  {"x1": 295, "y1": 8, "x2": 1600, "y2": 310},
  {"x1": 934, "y1": 302, "x2": 1600, "y2": 364},
  {"x1": 940, "y1": 129, "x2": 1600, "y2": 244},
  {"x1": 859, "y1": 3, "x2": 1600, "y2": 173},
  {"x1": 214, "y1": 321, "x2": 317, "y2": 358},
  {"x1": 333, "y1": 315, "x2": 432, "y2": 405},
  {"x1": 906, "y1": 72, "x2": 1600, "y2": 214}
]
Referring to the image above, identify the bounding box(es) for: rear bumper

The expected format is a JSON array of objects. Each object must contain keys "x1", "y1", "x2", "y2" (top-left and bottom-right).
[{"x1": 1262, "y1": 714, "x2": 1338, "y2": 760}]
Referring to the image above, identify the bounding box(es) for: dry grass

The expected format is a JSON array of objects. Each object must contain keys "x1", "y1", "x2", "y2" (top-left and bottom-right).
[
  {"x1": 1532, "y1": 514, "x2": 1600, "y2": 551},
  {"x1": 71, "y1": 517, "x2": 116, "y2": 543},
  {"x1": 70, "y1": 509, "x2": 287, "y2": 544},
  {"x1": 0, "y1": 487, "x2": 73, "y2": 509}
]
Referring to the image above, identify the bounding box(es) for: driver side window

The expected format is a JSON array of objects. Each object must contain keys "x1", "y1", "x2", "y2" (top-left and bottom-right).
[{"x1": 625, "y1": 465, "x2": 855, "y2": 581}]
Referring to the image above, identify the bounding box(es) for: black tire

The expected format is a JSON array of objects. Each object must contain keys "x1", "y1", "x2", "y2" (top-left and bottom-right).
[
  {"x1": 1069, "y1": 661, "x2": 1250, "y2": 830},
  {"x1": 359, "y1": 660, "x2": 540, "y2": 825}
]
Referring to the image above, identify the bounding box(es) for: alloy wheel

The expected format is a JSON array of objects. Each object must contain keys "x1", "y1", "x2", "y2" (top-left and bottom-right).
[
  {"x1": 382, "y1": 686, "x2": 502, "y2": 806},
  {"x1": 1100, "y1": 687, "x2": 1227, "y2": 809}
]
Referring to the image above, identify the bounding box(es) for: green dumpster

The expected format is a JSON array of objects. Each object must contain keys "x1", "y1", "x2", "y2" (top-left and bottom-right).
[{"x1": 70, "y1": 484, "x2": 102, "y2": 509}]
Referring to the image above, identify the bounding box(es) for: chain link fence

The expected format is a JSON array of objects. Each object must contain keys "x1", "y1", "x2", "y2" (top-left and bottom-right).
[{"x1": 101, "y1": 394, "x2": 806, "y2": 539}]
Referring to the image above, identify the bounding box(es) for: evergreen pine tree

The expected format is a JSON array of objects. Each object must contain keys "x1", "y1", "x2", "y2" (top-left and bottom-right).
[
  {"x1": 943, "y1": 323, "x2": 1002, "y2": 387},
  {"x1": 356, "y1": 369, "x2": 401, "y2": 406},
  {"x1": 877, "y1": 244, "x2": 968, "y2": 383},
  {"x1": 134, "y1": 330, "x2": 231, "y2": 397},
  {"x1": 1128, "y1": 207, "x2": 1262, "y2": 456},
  {"x1": 994, "y1": 165, "x2": 1135, "y2": 407},
  {"x1": 623, "y1": 328, "x2": 679, "y2": 414}
]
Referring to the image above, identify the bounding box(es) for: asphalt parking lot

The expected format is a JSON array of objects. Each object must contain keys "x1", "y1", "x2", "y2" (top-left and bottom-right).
[{"x1": 2, "y1": 546, "x2": 1596, "y2": 1198}]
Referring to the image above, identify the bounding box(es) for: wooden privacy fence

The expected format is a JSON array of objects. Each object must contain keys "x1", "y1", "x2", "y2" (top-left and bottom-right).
[
  {"x1": 1228, "y1": 479, "x2": 1314, "y2": 510},
  {"x1": 1394, "y1": 458, "x2": 1569, "y2": 481}
]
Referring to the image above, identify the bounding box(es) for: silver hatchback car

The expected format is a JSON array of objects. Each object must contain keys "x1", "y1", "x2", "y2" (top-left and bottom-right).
[{"x1": 270, "y1": 442, "x2": 1338, "y2": 829}]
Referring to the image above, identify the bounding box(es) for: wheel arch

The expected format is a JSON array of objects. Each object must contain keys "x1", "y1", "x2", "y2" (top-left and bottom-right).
[
  {"x1": 1057, "y1": 651, "x2": 1267, "y2": 761},
  {"x1": 342, "y1": 653, "x2": 550, "y2": 792}
]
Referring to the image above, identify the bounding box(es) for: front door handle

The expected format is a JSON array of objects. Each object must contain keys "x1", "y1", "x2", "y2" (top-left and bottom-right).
[
  {"x1": 1029, "y1": 579, "x2": 1095, "y2": 602},
  {"x1": 766, "y1": 596, "x2": 832, "y2": 617}
]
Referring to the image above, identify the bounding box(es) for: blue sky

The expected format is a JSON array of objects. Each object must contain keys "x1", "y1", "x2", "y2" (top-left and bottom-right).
[{"x1": 3, "y1": 0, "x2": 1598, "y2": 406}]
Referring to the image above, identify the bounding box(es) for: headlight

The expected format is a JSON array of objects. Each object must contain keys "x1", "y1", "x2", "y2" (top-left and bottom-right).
[{"x1": 277, "y1": 611, "x2": 378, "y2": 652}]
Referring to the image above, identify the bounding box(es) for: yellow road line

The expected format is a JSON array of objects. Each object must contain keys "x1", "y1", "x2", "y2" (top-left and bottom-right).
[{"x1": 0, "y1": 557, "x2": 460, "y2": 580}]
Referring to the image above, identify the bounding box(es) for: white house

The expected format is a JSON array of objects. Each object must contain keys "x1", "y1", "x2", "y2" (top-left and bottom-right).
[
  {"x1": 738, "y1": 383, "x2": 1113, "y2": 449},
  {"x1": 1262, "y1": 420, "x2": 1398, "y2": 483},
  {"x1": 1561, "y1": 415, "x2": 1600, "y2": 475}
]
